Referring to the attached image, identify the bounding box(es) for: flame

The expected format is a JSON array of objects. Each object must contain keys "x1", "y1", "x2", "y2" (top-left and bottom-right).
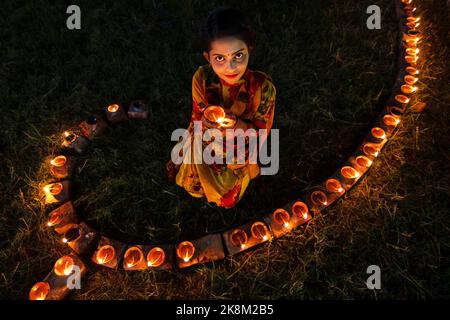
[
  {"x1": 107, "y1": 104, "x2": 120, "y2": 113},
  {"x1": 183, "y1": 251, "x2": 190, "y2": 263}
]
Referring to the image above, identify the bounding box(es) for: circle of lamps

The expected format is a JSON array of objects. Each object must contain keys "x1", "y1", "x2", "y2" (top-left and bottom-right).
[{"x1": 29, "y1": 0, "x2": 425, "y2": 299}]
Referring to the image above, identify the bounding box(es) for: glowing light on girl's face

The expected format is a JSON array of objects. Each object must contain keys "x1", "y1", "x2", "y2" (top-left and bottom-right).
[{"x1": 205, "y1": 37, "x2": 250, "y2": 86}]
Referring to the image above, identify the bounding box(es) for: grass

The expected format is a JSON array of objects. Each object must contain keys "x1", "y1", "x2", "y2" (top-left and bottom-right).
[{"x1": 0, "y1": 0, "x2": 449, "y2": 299}]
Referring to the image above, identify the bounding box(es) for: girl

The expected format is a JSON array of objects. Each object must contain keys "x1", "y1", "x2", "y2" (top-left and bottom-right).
[{"x1": 167, "y1": 7, "x2": 276, "y2": 208}]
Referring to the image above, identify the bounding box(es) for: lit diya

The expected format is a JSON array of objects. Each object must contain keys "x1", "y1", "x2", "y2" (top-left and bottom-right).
[
  {"x1": 47, "y1": 209, "x2": 63, "y2": 227},
  {"x1": 273, "y1": 209, "x2": 291, "y2": 228},
  {"x1": 29, "y1": 282, "x2": 50, "y2": 300},
  {"x1": 105, "y1": 103, "x2": 128, "y2": 124},
  {"x1": 50, "y1": 155, "x2": 66, "y2": 167},
  {"x1": 406, "y1": 21, "x2": 420, "y2": 29},
  {"x1": 405, "y1": 55, "x2": 418, "y2": 64},
  {"x1": 203, "y1": 106, "x2": 236, "y2": 129},
  {"x1": 107, "y1": 104, "x2": 120, "y2": 113},
  {"x1": 407, "y1": 16, "x2": 420, "y2": 23},
  {"x1": 177, "y1": 241, "x2": 195, "y2": 263},
  {"x1": 250, "y1": 222, "x2": 269, "y2": 241},
  {"x1": 61, "y1": 131, "x2": 88, "y2": 154},
  {"x1": 124, "y1": 247, "x2": 144, "y2": 268},
  {"x1": 406, "y1": 66, "x2": 419, "y2": 75},
  {"x1": 49, "y1": 155, "x2": 69, "y2": 178},
  {"x1": 62, "y1": 227, "x2": 81, "y2": 244},
  {"x1": 406, "y1": 48, "x2": 419, "y2": 56},
  {"x1": 395, "y1": 94, "x2": 410, "y2": 104},
  {"x1": 230, "y1": 229, "x2": 248, "y2": 249},
  {"x1": 401, "y1": 84, "x2": 418, "y2": 94},
  {"x1": 63, "y1": 131, "x2": 77, "y2": 144},
  {"x1": 291, "y1": 201, "x2": 309, "y2": 220},
  {"x1": 404, "y1": 39, "x2": 418, "y2": 48},
  {"x1": 384, "y1": 114, "x2": 401, "y2": 126},
  {"x1": 43, "y1": 182, "x2": 62, "y2": 195},
  {"x1": 146, "y1": 247, "x2": 166, "y2": 267},
  {"x1": 371, "y1": 127, "x2": 387, "y2": 140},
  {"x1": 43, "y1": 182, "x2": 63, "y2": 204},
  {"x1": 403, "y1": 7, "x2": 417, "y2": 17},
  {"x1": 311, "y1": 190, "x2": 328, "y2": 207},
  {"x1": 363, "y1": 143, "x2": 380, "y2": 157},
  {"x1": 94, "y1": 245, "x2": 116, "y2": 265},
  {"x1": 404, "y1": 39, "x2": 419, "y2": 48},
  {"x1": 404, "y1": 75, "x2": 418, "y2": 85},
  {"x1": 54, "y1": 256, "x2": 75, "y2": 276},
  {"x1": 355, "y1": 155, "x2": 373, "y2": 169},
  {"x1": 341, "y1": 166, "x2": 361, "y2": 179},
  {"x1": 402, "y1": 30, "x2": 420, "y2": 43},
  {"x1": 326, "y1": 178, "x2": 344, "y2": 194}
]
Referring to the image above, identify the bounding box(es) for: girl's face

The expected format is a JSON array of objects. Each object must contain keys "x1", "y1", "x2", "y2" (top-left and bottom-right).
[{"x1": 203, "y1": 36, "x2": 251, "y2": 85}]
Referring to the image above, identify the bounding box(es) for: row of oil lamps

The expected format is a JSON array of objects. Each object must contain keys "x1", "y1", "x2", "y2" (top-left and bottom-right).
[{"x1": 29, "y1": 0, "x2": 423, "y2": 300}]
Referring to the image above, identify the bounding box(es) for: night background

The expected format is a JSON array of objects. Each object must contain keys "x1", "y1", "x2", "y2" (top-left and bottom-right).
[{"x1": 0, "y1": 0, "x2": 449, "y2": 300}]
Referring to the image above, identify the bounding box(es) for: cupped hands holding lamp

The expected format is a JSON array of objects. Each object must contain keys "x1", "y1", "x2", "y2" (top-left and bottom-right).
[{"x1": 166, "y1": 7, "x2": 277, "y2": 209}]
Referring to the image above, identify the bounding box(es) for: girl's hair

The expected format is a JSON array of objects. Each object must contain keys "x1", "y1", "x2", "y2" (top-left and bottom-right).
[{"x1": 200, "y1": 7, "x2": 256, "y2": 53}]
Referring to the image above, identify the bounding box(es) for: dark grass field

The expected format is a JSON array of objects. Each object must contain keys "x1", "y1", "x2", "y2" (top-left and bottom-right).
[{"x1": 0, "y1": 0, "x2": 449, "y2": 299}]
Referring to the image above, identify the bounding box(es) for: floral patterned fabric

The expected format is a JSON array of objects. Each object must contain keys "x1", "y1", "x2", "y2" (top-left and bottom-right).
[{"x1": 173, "y1": 64, "x2": 276, "y2": 208}]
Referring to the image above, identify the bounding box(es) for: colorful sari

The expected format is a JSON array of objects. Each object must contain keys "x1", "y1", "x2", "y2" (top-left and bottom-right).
[{"x1": 171, "y1": 64, "x2": 276, "y2": 208}]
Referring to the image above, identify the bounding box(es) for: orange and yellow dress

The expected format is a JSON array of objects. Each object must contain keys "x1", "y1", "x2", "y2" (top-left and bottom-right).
[{"x1": 172, "y1": 64, "x2": 276, "y2": 208}]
